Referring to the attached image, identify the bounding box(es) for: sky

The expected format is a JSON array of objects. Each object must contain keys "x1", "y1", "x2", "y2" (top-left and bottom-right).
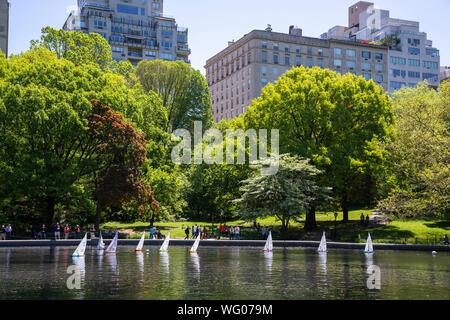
[{"x1": 7, "y1": 0, "x2": 450, "y2": 74}]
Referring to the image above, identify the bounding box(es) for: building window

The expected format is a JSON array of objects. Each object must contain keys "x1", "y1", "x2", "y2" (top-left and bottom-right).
[
  {"x1": 362, "y1": 62, "x2": 371, "y2": 71},
  {"x1": 408, "y1": 47, "x2": 420, "y2": 55},
  {"x1": 390, "y1": 81, "x2": 406, "y2": 89},
  {"x1": 362, "y1": 51, "x2": 371, "y2": 59},
  {"x1": 422, "y1": 61, "x2": 439, "y2": 69},
  {"x1": 273, "y1": 43, "x2": 279, "y2": 51},
  {"x1": 334, "y1": 48, "x2": 342, "y2": 55},
  {"x1": 261, "y1": 66, "x2": 267, "y2": 76},
  {"x1": 117, "y1": 4, "x2": 140, "y2": 15},
  {"x1": 408, "y1": 71, "x2": 420, "y2": 78},
  {"x1": 375, "y1": 53, "x2": 383, "y2": 60},
  {"x1": 375, "y1": 64, "x2": 383, "y2": 72},
  {"x1": 334, "y1": 59, "x2": 342, "y2": 67},
  {"x1": 307, "y1": 58, "x2": 313, "y2": 68},
  {"x1": 261, "y1": 78, "x2": 268, "y2": 87},
  {"x1": 408, "y1": 59, "x2": 420, "y2": 67},
  {"x1": 390, "y1": 56, "x2": 406, "y2": 65},
  {"x1": 375, "y1": 74, "x2": 383, "y2": 82},
  {"x1": 296, "y1": 46, "x2": 301, "y2": 53},
  {"x1": 262, "y1": 41, "x2": 268, "y2": 49},
  {"x1": 346, "y1": 49, "x2": 355, "y2": 57},
  {"x1": 296, "y1": 56, "x2": 301, "y2": 67},
  {"x1": 362, "y1": 73, "x2": 371, "y2": 81},
  {"x1": 307, "y1": 47, "x2": 313, "y2": 55},
  {"x1": 346, "y1": 60, "x2": 356, "y2": 69},
  {"x1": 426, "y1": 48, "x2": 439, "y2": 57},
  {"x1": 273, "y1": 54, "x2": 279, "y2": 64},
  {"x1": 285, "y1": 55, "x2": 290, "y2": 65},
  {"x1": 285, "y1": 45, "x2": 290, "y2": 52},
  {"x1": 273, "y1": 67, "x2": 279, "y2": 75},
  {"x1": 317, "y1": 59, "x2": 323, "y2": 68},
  {"x1": 422, "y1": 73, "x2": 438, "y2": 81},
  {"x1": 262, "y1": 51, "x2": 268, "y2": 63},
  {"x1": 318, "y1": 49, "x2": 323, "y2": 56}
]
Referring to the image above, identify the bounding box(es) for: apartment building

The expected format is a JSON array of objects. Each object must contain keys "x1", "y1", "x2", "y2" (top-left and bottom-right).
[
  {"x1": 441, "y1": 67, "x2": 450, "y2": 83},
  {"x1": 322, "y1": 1, "x2": 440, "y2": 93},
  {"x1": 205, "y1": 26, "x2": 388, "y2": 122},
  {"x1": 0, "y1": 0, "x2": 9, "y2": 57},
  {"x1": 63, "y1": 0, "x2": 190, "y2": 66}
]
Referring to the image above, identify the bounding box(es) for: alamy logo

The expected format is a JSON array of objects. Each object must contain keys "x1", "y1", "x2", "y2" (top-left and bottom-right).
[
  {"x1": 367, "y1": 265, "x2": 381, "y2": 290},
  {"x1": 66, "y1": 265, "x2": 82, "y2": 290},
  {"x1": 171, "y1": 121, "x2": 280, "y2": 175}
]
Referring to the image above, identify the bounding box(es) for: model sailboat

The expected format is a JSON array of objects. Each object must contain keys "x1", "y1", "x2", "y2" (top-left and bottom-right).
[
  {"x1": 136, "y1": 231, "x2": 145, "y2": 252},
  {"x1": 72, "y1": 233, "x2": 88, "y2": 257},
  {"x1": 190, "y1": 233, "x2": 201, "y2": 253},
  {"x1": 263, "y1": 232, "x2": 273, "y2": 252},
  {"x1": 96, "y1": 232, "x2": 105, "y2": 250},
  {"x1": 363, "y1": 233, "x2": 375, "y2": 254},
  {"x1": 317, "y1": 231, "x2": 327, "y2": 253},
  {"x1": 105, "y1": 231, "x2": 118, "y2": 254},
  {"x1": 159, "y1": 232, "x2": 170, "y2": 252}
]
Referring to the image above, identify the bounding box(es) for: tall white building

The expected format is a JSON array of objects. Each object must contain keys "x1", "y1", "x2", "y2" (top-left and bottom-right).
[
  {"x1": 322, "y1": 1, "x2": 440, "y2": 93},
  {"x1": 63, "y1": 0, "x2": 190, "y2": 67},
  {"x1": 0, "y1": 0, "x2": 9, "y2": 57}
]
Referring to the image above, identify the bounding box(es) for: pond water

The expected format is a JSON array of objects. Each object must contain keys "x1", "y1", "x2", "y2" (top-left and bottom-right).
[{"x1": 0, "y1": 246, "x2": 448, "y2": 300}]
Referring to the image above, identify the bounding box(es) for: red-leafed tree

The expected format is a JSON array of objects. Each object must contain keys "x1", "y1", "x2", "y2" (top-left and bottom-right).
[{"x1": 88, "y1": 100, "x2": 159, "y2": 229}]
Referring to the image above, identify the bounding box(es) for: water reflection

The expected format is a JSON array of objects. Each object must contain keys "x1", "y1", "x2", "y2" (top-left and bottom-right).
[
  {"x1": 159, "y1": 252, "x2": 169, "y2": 275},
  {"x1": 190, "y1": 253, "x2": 200, "y2": 282},
  {"x1": 0, "y1": 247, "x2": 448, "y2": 300}
]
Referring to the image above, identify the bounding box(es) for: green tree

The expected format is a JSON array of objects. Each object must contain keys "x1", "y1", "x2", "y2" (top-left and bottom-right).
[
  {"x1": 243, "y1": 66, "x2": 393, "y2": 229},
  {"x1": 378, "y1": 82, "x2": 450, "y2": 218},
  {"x1": 0, "y1": 48, "x2": 164, "y2": 225},
  {"x1": 234, "y1": 154, "x2": 331, "y2": 232},
  {"x1": 134, "y1": 60, "x2": 213, "y2": 134}
]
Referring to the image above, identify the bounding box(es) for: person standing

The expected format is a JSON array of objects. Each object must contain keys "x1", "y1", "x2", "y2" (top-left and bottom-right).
[
  {"x1": 5, "y1": 224, "x2": 11, "y2": 240},
  {"x1": 64, "y1": 225, "x2": 70, "y2": 239},
  {"x1": 360, "y1": 213, "x2": 365, "y2": 225},
  {"x1": 184, "y1": 227, "x2": 190, "y2": 240},
  {"x1": 74, "y1": 225, "x2": 80, "y2": 239},
  {"x1": 235, "y1": 226, "x2": 240, "y2": 240},
  {"x1": 0, "y1": 225, "x2": 6, "y2": 240},
  {"x1": 365, "y1": 215, "x2": 370, "y2": 226},
  {"x1": 229, "y1": 226, "x2": 234, "y2": 240},
  {"x1": 54, "y1": 222, "x2": 61, "y2": 240},
  {"x1": 41, "y1": 224, "x2": 47, "y2": 239},
  {"x1": 30, "y1": 225, "x2": 35, "y2": 240},
  {"x1": 444, "y1": 234, "x2": 449, "y2": 245},
  {"x1": 221, "y1": 224, "x2": 226, "y2": 238},
  {"x1": 149, "y1": 226, "x2": 154, "y2": 240},
  {"x1": 203, "y1": 225, "x2": 207, "y2": 240}
]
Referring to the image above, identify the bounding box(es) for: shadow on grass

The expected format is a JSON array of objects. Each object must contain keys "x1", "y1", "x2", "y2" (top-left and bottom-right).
[{"x1": 424, "y1": 220, "x2": 450, "y2": 230}]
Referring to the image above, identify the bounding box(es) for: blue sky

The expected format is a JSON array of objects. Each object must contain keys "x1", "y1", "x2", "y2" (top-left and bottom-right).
[{"x1": 7, "y1": 0, "x2": 450, "y2": 73}]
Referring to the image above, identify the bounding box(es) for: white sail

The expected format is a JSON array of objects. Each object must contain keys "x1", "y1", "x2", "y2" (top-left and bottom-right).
[
  {"x1": 72, "y1": 233, "x2": 88, "y2": 257},
  {"x1": 136, "y1": 231, "x2": 145, "y2": 252},
  {"x1": 364, "y1": 233, "x2": 374, "y2": 253},
  {"x1": 97, "y1": 232, "x2": 105, "y2": 250},
  {"x1": 159, "y1": 232, "x2": 170, "y2": 252},
  {"x1": 190, "y1": 233, "x2": 201, "y2": 253},
  {"x1": 263, "y1": 232, "x2": 273, "y2": 252},
  {"x1": 318, "y1": 232, "x2": 327, "y2": 253},
  {"x1": 105, "y1": 231, "x2": 118, "y2": 254}
]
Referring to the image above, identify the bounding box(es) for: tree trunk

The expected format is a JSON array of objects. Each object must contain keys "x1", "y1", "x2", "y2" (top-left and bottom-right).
[
  {"x1": 342, "y1": 197, "x2": 349, "y2": 222},
  {"x1": 45, "y1": 196, "x2": 56, "y2": 227},
  {"x1": 149, "y1": 213, "x2": 155, "y2": 227},
  {"x1": 95, "y1": 200, "x2": 102, "y2": 232},
  {"x1": 305, "y1": 206, "x2": 317, "y2": 231}
]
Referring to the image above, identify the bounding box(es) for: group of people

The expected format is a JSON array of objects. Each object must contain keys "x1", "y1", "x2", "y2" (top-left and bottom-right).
[
  {"x1": 360, "y1": 213, "x2": 371, "y2": 226},
  {"x1": 30, "y1": 223, "x2": 82, "y2": 240},
  {"x1": 148, "y1": 226, "x2": 164, "y2": 240},
  {"x1": 0, "y1": 224, "x2": 12, "y2": 240},
  {"x1": 185, "y1": 224, "x2": 208, "y2": 240},
  {"x1": 261, "y1": 226, "x2": 271, "y2": 240}
]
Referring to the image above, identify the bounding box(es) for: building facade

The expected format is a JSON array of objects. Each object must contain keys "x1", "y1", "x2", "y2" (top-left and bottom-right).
[
  {"x1": 322, "y1": 1, "x2": 440, "y2": 93},
  {"x1": 205, "y1": 27, "x2": 388, "y2": 122},
  {"x1": 441, "y1": 66, "x2": 450, "y2": 83},
  {"x1": 63, "y1": 0, "x2": 190, "y2": 66},
  {"x1": 0, "y1": 0, "x2": 9, "y2": 57}
]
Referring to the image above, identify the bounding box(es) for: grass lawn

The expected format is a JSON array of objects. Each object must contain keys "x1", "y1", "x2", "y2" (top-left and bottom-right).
[{"x1": 100, "y1": 208, "x2": 450, "y2": 245}]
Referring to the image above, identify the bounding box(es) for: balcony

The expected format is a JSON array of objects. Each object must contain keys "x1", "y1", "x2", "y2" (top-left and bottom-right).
[{"x1": 177, "y1": 46, "x2": 191, "y2": 55}]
